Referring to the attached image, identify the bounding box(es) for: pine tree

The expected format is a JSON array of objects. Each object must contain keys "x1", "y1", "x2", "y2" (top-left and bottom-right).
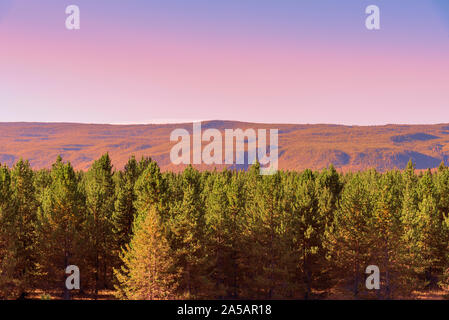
[
  {"x1": 168, "y1": 166, "x2": 207, "y2": 298},
  {"x1": 224, "y1": 172, "x2": 246, "y2": 298},
  {"x1": 326, "y1": 173, "x2": 375, "y2": 297},
  {"x1": 112, "y1": 157, "x2": 140, "y2": 262},
  {"x1": 134, "y1": 159, "x2": 167, "y2": 217},
  {"x1": 435, "y1": 163, "x2": 449, "y2": 286},
  {"x1": 34, "y1": 169, "x2": 52, "y2": 206},
  {"x1": 36, "y1": 156, "x2": 85, "y2": 299},
  {"x1": 371, "y1": 170, "x2": 404, "y2": 298},
  {"x1": 85, "y1": 153, "x2": 116, "y2": 294},
  {"x1": 115, "y1": 206, "x2": 177, "y2": 300},
  {"x1": 10, "y1": 159, "x2": 39, "y2": 295},
  {"x1": 317, "y1": 165, "x2": 343, "y2": 229},
  {"x1": 399, "y1": 161, "x2": 446, "y2": 291},
  {"x1": 204, "y1": 171, "x2": 236, "y2": 298},
  {"x1": 317, "y1": 165, "x2": 343, "y2": 291},
  {"x1": 246, "y1": 172, "x2": 289, "y2": 299},
  {"x1": 415, "y1": 170, "x2": 446, "y2": 288},
  {"x1": 0, "y1": 164, "x2": 20, "y2": 299},
  {"x1": 287, "y1": 170, "x2": 322, "y2": 299}
]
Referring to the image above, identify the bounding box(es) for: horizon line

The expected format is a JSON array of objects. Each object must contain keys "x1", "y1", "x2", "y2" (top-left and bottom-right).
[{"x1": 1, "y1": 120, "x2": 449, "y2": 127}]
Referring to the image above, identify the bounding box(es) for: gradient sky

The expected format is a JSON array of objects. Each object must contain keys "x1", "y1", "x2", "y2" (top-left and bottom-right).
[{"x1": 1, "y1": 0, "x2": 448, "y2": 125}]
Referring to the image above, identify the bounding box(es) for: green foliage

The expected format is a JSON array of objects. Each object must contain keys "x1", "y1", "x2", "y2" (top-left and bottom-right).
[
  {"x1": 167, "y1": 166, "x2": 207, "y2": 298},
  {"x1": 85, "y1": 153, "x2": 116, "y2": 293},
  {"x1": 371, "y1": 170, "x2": 404, "y2": 297},
  {"x1": 36, "y1": 156, "x2": 86, "y2": 298},
  {"x1": 0, "y1": 164, "x2": 20, "y2": 299},
  {"x1": 0, "y1": 160, "x2": 39, "y2": 298},
  {"x1": 10, "y1": 159, "x2": 39, "y2": 293},
  {"x1": 2, "y1": 156, "x2": 449, "y2": 300},
  {"x1": 112, "y1": 157, "x2": 140, "y2": 253}
]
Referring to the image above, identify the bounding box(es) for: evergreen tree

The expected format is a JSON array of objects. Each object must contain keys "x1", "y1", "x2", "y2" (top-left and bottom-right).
[
  {"x1": 115, "y1": 206, "x2": 177, "y2": 300},
  {"x1": 287, "y1": 170, "x2": 322, "y2": 299},
  {"x1": 10, "y1": 159, "x2": 39, "y2": 295},
  {"x1": 415, "y1": 170, "x2": 446, "y2": 288},
  {"x1": 36, "y1": 156, "x2": 85, "y2": 299},
  {"x1": 34, "y1": 169, "x2": 52, "y2": 204},
  {"x1": 317, "y1": 165, "x2": 343, "y2": 291},
  {"x1": 112, "y1": 157, "x2": 140, "y2": 261},
  {"x1": 371, "y1": 170, "x2": 404, "y2": 298},
  {"x1": 134, "y1": 159, "x2": 167, "y2": 217},
  {"x1": 326, "y1": 173, "x2": 375, "y2": 297},
  {"x1": 399, "y1": 161, "x2": 443, "y2": 291},
  {"x1": 204, "y1": 171, "x2": 236, "y2": 298},
  {"x1": 0, "y1": 165, "x2": 20, "y2": 299},
  {"x1": 85, "y1": 153, "x2": 116, "y2": 294},
  {"x1": 168, "y1": 166, "x2": 207, "y2": 298},
  {"x1": 224, "y1": 172, "x2": 246, "y2": 298},
  {"x1": 435, "y1": 163, "x2": 449, "y2": 286},
  {"x1": 247, "y1": 172, "x2": 288, "y2": 299}
]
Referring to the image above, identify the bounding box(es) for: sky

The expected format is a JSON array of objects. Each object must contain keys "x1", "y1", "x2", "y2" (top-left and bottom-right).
[{"x1": 0, "y1": 0, "x2": 448, "y2": 125}]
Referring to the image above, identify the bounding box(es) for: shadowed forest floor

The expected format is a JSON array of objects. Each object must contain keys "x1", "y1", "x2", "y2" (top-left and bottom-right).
[
  {"x1": 22, "y1": 287, "x2": 449, "y2": 300},
  {"x1": 25, "y1": 290, "x2": 116, "y2": 300}
]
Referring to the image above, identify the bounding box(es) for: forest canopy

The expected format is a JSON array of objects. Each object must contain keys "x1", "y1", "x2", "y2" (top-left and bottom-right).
[{"x1": 1, "y1": 154, "x2": 449, "y2": 300}]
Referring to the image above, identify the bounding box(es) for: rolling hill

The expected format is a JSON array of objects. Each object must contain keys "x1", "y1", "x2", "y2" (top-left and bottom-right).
[{"x1": 1, "y1": 121, "x2": 449, "y2": 172}]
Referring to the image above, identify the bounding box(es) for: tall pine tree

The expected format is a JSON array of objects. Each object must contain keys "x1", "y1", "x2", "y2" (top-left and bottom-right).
[
  {"x1": 115, "y1": 206, "x2": 177, "y2": 300},
  {"x1": 85, "y1": 153, "x2": 116, "y2": 294},
  {"x1": 36, "y1": 156, "x2": 85, "y2": 299}
]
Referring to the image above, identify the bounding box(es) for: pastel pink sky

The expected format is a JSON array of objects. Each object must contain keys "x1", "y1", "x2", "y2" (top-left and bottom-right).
[{"x1": 1, "y1": 0, "x2": 449, "y2": 125}]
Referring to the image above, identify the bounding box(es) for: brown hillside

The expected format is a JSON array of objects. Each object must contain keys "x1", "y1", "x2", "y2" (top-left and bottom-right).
[{"x1": 1, "y1": 121, "x2": 448, "y2": 171}]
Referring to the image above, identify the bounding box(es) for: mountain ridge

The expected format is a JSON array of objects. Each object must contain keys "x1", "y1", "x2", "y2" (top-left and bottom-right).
[{"x1": 1, "y1": 121, "x2": 449, "y2": 172}]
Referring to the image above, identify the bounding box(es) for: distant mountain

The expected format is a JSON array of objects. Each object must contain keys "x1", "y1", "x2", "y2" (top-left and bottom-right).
[{"x1": 1, "y1": 121, "x2": 449, "y2": 172}]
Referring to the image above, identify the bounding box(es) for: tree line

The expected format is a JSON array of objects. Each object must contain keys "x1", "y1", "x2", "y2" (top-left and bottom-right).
[{"x1": 1, "y1": 154, "x2": 449, "y2": 299}]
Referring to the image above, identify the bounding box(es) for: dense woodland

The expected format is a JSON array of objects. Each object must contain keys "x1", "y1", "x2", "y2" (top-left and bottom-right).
[{"x1": 1, "y1": 154, "x2": 449, "y2": 300}]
